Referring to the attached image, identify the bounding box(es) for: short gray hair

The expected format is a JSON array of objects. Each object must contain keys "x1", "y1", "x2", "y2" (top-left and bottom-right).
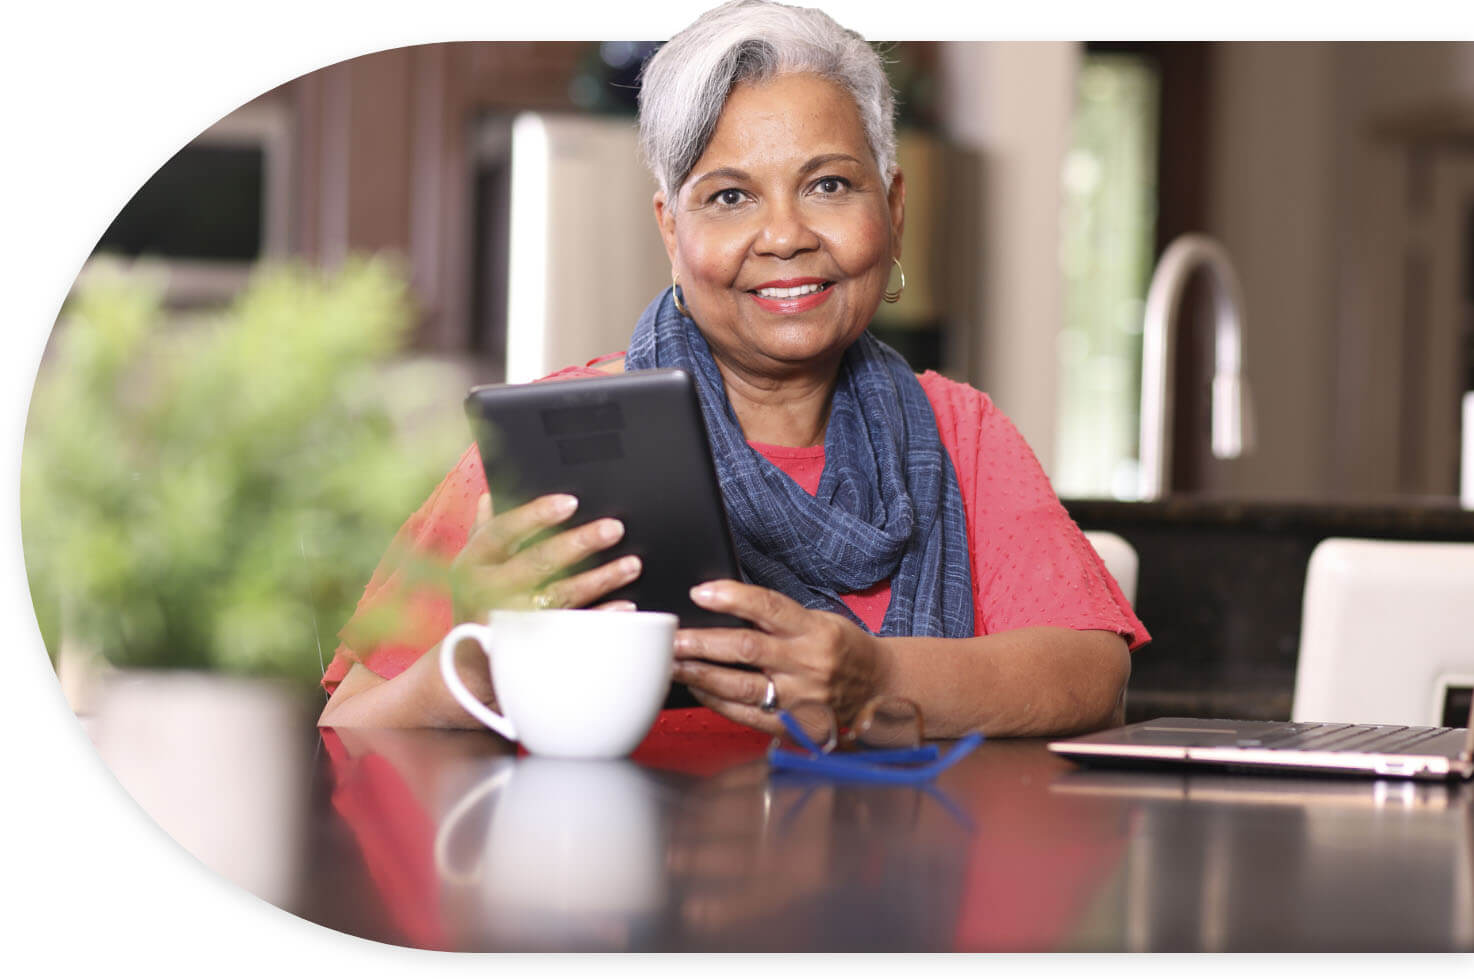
[{"x1": 637, "y1": 0, "x2": 897, "y2": 197}]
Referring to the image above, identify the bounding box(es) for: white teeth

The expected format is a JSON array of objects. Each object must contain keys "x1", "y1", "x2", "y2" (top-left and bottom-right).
[{"x1": 755, "y1": 283, "x2": 825, "y2": 299}]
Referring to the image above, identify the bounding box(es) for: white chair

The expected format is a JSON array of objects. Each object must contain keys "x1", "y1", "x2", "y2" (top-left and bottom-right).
[
  {"x1": 1291, "y1": 538, "x2": 1474, "y2": 727},
  {"x1": 1084, "y1": 530, "x2": 1139, "y2": 608}
]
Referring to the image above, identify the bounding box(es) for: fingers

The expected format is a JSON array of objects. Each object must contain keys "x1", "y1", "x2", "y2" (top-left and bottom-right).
[
  {"x1": 540, "y1": 555, "x2": 642, "y2": 610},
  {"x1": 461, "y1": 530, "x2": 636, "y2": 615},
  {"x1": 591, "y1": 599, "x2": 639, "y2": 612},
  {"x1": 672, "y1": 652, "x2": 772, "y2": 704},
  {"x1": 690, "y1": 579, "x2": 809, "y2": 636},
  {"x1": 687, "y1": 686, "x2": 785, "y2": 736},
  {"x1": 463, "y1": 493, "x2": 578, "y2": 564},
  {"x1": 503, "y1": 516, "x2": 627, "y2": 591},
  {"x1": 454, "y1": 493, "x2": 640, "y2": 618},
  {"x1": 679, "y1": 585, "x2": 880, "y2": 722},
  {"x1": 675, "y1": 626, "x2": 773, "y2": 671}
]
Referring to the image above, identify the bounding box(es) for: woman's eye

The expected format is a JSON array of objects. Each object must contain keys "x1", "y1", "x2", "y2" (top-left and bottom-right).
[
  {"x1": 815, "y1": 177, "x2": 848, "y2": 194},
  {"x1": 714, "y1": 189, "x2": 745, "y2": 206}
]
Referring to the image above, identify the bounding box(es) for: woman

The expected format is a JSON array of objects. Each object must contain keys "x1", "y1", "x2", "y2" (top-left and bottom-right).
[{"x1": 319, "y1": 0, "x2": 1147, "y2": 736}]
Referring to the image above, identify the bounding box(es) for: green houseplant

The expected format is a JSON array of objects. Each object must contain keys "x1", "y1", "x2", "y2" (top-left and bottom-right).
[{"x1": 21, "y1": 258, "x2": 464, "y2": 690}]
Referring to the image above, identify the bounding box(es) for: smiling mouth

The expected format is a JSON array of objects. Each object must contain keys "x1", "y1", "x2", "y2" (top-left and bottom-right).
[{"x1": 750, "y1": 282, "x2": 832, "y2": 299}]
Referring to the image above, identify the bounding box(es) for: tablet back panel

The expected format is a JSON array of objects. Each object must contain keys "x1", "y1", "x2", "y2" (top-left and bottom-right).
[{"x1": 464, "y1": 368, "x2": 746, "y2": 631}]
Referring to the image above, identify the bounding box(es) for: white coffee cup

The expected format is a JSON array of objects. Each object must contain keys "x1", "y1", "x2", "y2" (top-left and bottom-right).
[{"x1": 439, "y1": 608, "x2": 677, "y2": 758}]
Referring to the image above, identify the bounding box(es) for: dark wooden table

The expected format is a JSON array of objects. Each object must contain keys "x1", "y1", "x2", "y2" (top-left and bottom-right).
[{"x1": 89, "y1": 683, "x2": 1473, "y2": 953}]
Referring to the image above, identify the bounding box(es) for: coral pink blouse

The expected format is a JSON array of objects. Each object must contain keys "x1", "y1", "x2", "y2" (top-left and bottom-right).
[{"x1": 322, "y1": 358, "x2": 1148, "y2": 697}]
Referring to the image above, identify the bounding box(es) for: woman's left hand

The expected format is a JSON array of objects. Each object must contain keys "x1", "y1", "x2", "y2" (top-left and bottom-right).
[{"x1": 672, "y1": 580, "x2": 889, "y2": 733}]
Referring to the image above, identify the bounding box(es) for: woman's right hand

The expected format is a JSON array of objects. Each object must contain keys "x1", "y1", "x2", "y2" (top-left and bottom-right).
[{"x1": 449, "y1": 492, "x2": 642, "y2": 624}]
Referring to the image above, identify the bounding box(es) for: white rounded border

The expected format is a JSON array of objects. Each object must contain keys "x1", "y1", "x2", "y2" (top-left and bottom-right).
[{"x1": 4, "y1": 2, "x2": 1465, "y2": 976}]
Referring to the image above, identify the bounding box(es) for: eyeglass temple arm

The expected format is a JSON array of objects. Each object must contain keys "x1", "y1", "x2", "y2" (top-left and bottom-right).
[
  {"x1": 779, "y1": 710, "x2": 827, "y2": 754},
  {"x1": 842, "y1": 745, "x2": 939, "y2": 764}
]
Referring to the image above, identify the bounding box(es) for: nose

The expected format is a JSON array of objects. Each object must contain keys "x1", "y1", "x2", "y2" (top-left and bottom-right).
[{"x1": 754, "y1": 198, "x2": 819, "y2": 259}]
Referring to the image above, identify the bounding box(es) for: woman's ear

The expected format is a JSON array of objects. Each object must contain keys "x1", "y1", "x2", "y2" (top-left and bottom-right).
[
  {"x1": 887, "y1": 169, "x2": 906, "y2": 260},
  {"x1": 653, "y1": 190, "x2": 679, "y2": 265}
]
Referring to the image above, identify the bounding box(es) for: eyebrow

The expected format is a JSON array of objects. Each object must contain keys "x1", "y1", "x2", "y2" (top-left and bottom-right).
[
  {"x1": 689, "y1": 166, "x2": 751, "y2": 186},
  {"x1": 687, "y1": 154, "x2": 868, "y2": 188},
  {"x1": 798, "y1": 153, "x2": 865, "y2": 175}
]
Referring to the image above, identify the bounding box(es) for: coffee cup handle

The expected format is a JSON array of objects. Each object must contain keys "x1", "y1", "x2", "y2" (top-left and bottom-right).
[{"x1": 439, "y1": 623, "x2": 518, "y2": 742}]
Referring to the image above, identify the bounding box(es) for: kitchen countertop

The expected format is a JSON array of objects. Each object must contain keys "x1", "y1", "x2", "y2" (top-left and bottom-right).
[
  {"x1": 1063, "y1": 495, "x2": 1474, "y2": 538},
  {"x1": 1060, "y1": 495, "x2": 1473, "y2": 724}
]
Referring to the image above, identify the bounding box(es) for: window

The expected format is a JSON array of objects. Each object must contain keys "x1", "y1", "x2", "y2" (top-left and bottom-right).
[{"x1": 1055, "y1": 53, "x2": 1160, "y2": 499}]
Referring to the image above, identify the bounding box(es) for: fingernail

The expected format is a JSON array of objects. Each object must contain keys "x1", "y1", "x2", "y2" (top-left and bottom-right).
[
  {"x1": 550, "y1": 495, "x2": 578, "y2": 518},
  {"x1": 619, "y1": 555, "x2": 642, "y2": 577},
  {"x1": 690, "y1": 583, "x2": 717, "y2": 603},
  {"x1": 609, "y1": 600, "x2": 637, "y2": 612},
  {"x1": 600, "y1": 519, "x2": 625, "y2": 543}
]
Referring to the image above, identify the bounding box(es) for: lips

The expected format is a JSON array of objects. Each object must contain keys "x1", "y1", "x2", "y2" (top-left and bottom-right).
[{"x1": 747, "y1": 277, "x2": 834, "y2": 314}]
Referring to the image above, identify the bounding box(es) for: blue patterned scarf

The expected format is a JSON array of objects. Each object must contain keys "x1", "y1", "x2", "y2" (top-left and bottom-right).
[{"x1": 624, "y1": 288, "x2": 974, "y2": 638}]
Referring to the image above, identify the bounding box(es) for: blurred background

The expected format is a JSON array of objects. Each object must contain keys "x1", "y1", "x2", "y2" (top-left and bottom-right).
[{"x1": 21, "y1": 40, "x2": 1474, "y2": 695}]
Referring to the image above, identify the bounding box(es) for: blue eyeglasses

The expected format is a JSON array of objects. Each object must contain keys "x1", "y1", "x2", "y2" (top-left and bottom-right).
[{"x1": 766, "y1": 697, "x2": 984, "y2": 784}]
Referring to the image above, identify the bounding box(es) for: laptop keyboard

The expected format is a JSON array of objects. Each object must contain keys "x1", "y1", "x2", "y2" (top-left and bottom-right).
[
  {"x1": 1250, "y1": 722, "x2": 1455, "y2": 754},
  {"x1": 1360, "y1": 727, "x2": 1456, "y2": 753}
]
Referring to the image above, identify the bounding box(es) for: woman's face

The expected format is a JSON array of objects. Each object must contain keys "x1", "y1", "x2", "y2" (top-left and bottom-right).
[{"x1": 654, "y1": 72, "x2": 905, "y2": 381}]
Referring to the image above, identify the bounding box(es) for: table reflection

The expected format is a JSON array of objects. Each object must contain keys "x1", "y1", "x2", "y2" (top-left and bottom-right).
[
  {"x1": 82, "y1": 689, "x2": 1474, "y2": 952},
  {"x1": 938, "y1": 739, "x2": 1134, "y2": 951},
  {"x1": 434, "y1": 757, "x2": 668, "y2": 949},
  {"x1": 667, "y1": 762, "x2": 977, "y2": 936},
  {"x1": 319, "y1": 726, "x2": 508, "y2": 949},
  {"x1": 319, "y1": 724, "x2": 981, "y2": 950},
  {"x1": 305, "y1": 722, "x2": 1474, "y2": 951},
  {"x1": 1048, "y1": 769, "x2": 1474, "y2": 951}
]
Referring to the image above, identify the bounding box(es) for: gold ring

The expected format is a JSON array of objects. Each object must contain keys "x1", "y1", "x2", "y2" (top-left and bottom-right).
[{"x1": 532, "y1": 592, "x2": 555, "y2": 610}]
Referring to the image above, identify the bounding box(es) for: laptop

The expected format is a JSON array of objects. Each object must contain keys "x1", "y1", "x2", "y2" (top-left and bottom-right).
[{"x1": 1048, "y1": 698, "x2": 1474, "y2": 781}]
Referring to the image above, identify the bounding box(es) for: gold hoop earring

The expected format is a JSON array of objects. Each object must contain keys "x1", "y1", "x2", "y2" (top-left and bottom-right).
[
  {"x1": 672, "y1": 274, "x2": 691, "y2": 318},
  {"x1": 882, "y1": 257, "x2": 906, "y2": 304}
]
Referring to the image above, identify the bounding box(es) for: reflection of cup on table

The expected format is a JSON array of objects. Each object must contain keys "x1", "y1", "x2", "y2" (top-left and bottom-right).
[
  {"x1": 434, "y1": 758, "x2": 665, "y2": 935},
  {"x1": 439, "y1": 608, "x2": 676, "y2": 758}
]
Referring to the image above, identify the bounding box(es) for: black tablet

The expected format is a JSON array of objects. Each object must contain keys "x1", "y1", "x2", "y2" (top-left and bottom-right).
[{"x1": 464, "y1": 367, "x2": 749, "y2": 635}]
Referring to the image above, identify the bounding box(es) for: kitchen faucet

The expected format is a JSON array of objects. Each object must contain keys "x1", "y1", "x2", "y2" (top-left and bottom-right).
[{"x1": 1136, "y1": 233, "x2": 1254, "y2": 499}]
